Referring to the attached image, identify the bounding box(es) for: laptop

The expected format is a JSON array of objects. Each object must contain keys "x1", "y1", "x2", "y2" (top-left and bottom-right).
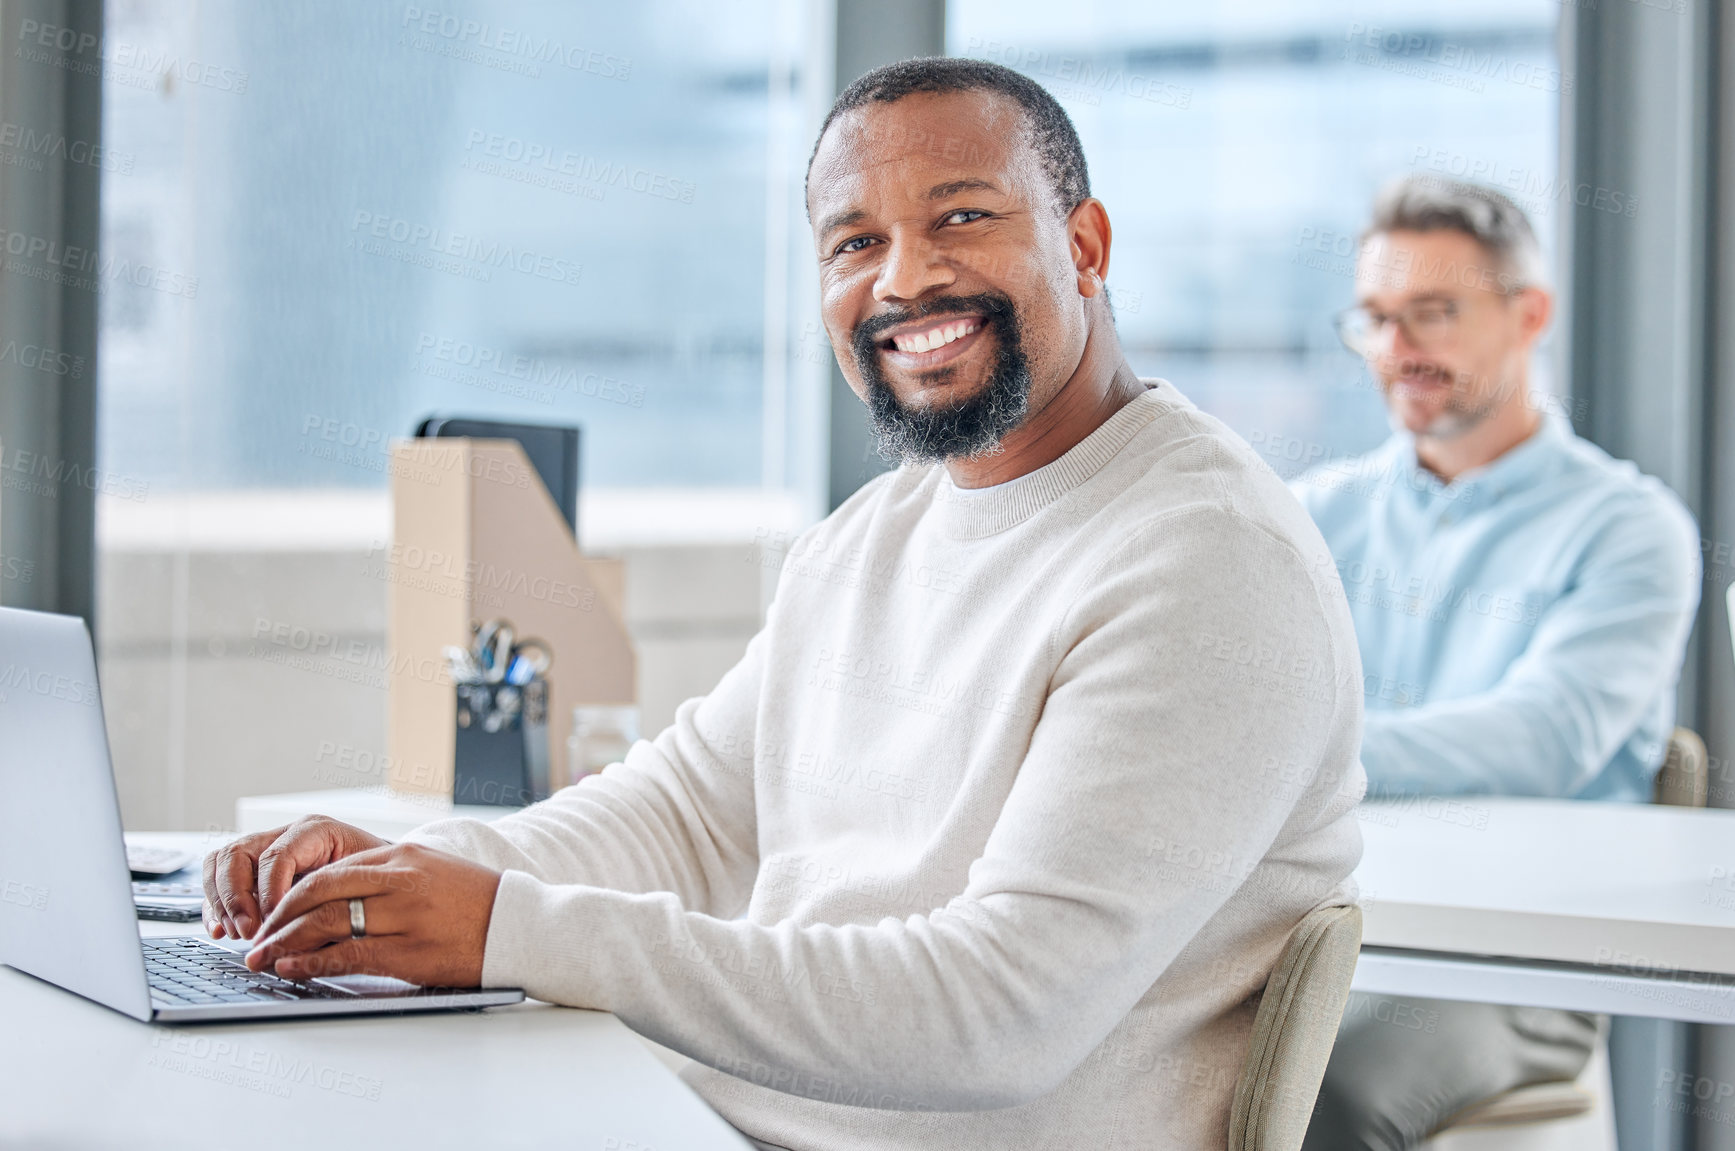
[{"x1": 0, "y1": 605, "x2": 524, "y2": 1022}]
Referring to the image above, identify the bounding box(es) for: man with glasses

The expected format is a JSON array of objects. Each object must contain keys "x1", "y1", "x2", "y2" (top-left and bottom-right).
[{"x1": 1295, "y1": 177, "x2": 1700, "y2": 1149}]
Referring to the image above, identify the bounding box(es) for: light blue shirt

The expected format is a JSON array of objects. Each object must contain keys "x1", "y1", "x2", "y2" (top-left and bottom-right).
[{"x1": 1291, "y1": 418, "x2": 1700, "y2": 802}]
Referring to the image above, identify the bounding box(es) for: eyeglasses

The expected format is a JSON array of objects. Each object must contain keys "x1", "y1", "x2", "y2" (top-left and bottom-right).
[{"x1": 1335, "y1": 298, "x2": 1462, "y2": 357}]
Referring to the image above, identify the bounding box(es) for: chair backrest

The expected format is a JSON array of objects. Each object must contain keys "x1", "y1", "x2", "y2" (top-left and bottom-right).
[
  {"x1": 1653, "y1": 727, "x2": 1708, "y2": 808},
  {"x1": 1229, "y1": 903, "x2": 1364, "y2": 1151}
]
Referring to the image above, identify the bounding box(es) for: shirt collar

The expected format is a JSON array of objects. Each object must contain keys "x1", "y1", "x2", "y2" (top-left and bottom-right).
[{"x1": 1395, "y1": 416, "x2": 1566, "y2": 511}]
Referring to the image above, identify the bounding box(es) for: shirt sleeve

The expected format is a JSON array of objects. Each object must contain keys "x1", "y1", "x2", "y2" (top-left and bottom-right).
[
  {"x1": 1287, "y1": 473, "x2": 1325, "y2": 518},
  {"x1": 463, "y1": 510, "x2": 1363, "y2": 1112},
  {"x1": 401, "y1": 621, "x2": 768, "y2": 921},
  {"x1": 1359, "y1": 492, "x2": 1701, "y2": 797}
]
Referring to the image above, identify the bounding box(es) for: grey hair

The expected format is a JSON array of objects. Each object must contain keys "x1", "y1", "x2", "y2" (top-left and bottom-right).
[{"x1": 1362, "y1": 175, "x2": 1548, "y2": 291}]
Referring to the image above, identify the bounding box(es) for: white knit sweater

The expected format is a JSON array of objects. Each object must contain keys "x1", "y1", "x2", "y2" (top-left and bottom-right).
[{"x1": 406, "y1": 381, "x2": 1366, "y2": 1150}]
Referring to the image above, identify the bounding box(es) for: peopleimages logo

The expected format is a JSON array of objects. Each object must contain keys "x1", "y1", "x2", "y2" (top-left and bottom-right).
[
  {"x1": 0, "y1": 446, "x2": 150, "y2": 502},
  {"x1": 413, "y1": 333, "x2": 645, "y2": 407},
  {"x1": 16, "y1": 18, "x2": 250, "y2": 94},
  {"x1": 0, "y1": 338, "x2": 83, "y2": 378},
  {"x1": 348, "y1": 211, "x2": 582, "y2": 287},
  {"x1": 0, "y1": 663, "x2": 99, "y2": 706},
  {"x1": 1342, "y1": 24, "x2": 1574, "y2": 94},
  {"x1": 399, "y1": 6, "x2": 631, "y2": 81},
  {"x1": 963, "y1": 37, "x2": 1192, "y2": 109},
  {"x1": 148, "y1": 1032, "x2": 385, "y2": 1101},
  {"x1": 0, "y1": 879, "x2": 49, "y2": 912},
  {"x1": 461, "y1": 131, "x2": 695, "y2": 204},
  {"x1": 0, "y1": 225, "x2": 198, "y2": 299},
  {"x1": 0, "y1": 553, "x2": 36, "y2": 585},
  {"x1": 0, "y1": 120, "x2": 133, "y2": 174}
]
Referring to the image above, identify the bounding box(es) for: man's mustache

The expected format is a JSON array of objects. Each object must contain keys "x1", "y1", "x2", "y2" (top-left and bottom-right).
[{"x1": 1384, "y1": 355, "x2": 1457, "y2": 386}]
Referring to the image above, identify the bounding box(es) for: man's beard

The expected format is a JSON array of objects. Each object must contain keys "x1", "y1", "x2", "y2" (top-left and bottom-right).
[
  {"x1": 1419, "y1": 402, "x2": 1497, "y2": 439},
  {"x1": 850, "y1": 292, "x2": 1033, "y2": 465},
  {"x1": 1383, "y1": 358, "x2": 1498, "y2": 440}
]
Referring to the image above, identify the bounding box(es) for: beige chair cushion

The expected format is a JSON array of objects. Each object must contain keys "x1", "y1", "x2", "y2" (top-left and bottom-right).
[
  {"x1": 1654, "y1": 727, "x2": 1708, "y2": 808},
  {"x1": 1229, "y1": 903, "x2": 1364, "y2": 1151},
  {"x1": 1435, "y1": 1081, "x2": 1595, "y2": 1129}
]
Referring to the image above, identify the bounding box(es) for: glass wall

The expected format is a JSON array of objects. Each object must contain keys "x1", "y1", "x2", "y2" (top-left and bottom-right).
[
  {"x1": 101, "y1": 0, "x2": 826, "y2": 497},
  {"x1": 95, "y1": 0, "x2": 827, "y2": 829},
  {"x1": 948, "y1": 0, "x2": 1564, "y2": 477},
  {"x1": 88, "y1": 0, "x2": 1564, "y2": 828}
]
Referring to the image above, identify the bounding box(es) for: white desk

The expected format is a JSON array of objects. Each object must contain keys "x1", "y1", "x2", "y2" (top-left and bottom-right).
[
  {"x1": 235, "y1": 790, "x2": 1735, "y2": 1023},
  {"x1": 236, "y1": 787, "x2": 514, "y2": 841},
  {"x1": 1351, "y1": 797, "x2": 1735, "y2": 1023},
  {"x1": 3, "y1": 835, "x2": 750, "y2": 1150}
]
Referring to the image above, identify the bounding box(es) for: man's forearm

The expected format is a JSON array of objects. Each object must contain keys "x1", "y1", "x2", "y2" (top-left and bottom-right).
[
  {"x1": 1360, "y1": 703, "x2": 1575, "y2": 798},
  {"x1": 401, "y1": 656, "x2": 767, "y2": 916}
]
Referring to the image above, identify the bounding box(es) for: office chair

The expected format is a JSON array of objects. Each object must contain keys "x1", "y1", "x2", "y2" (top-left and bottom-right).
[
  {"x1": 1417, "y1": 1029, "x2": 1615, "y2": 1151},
  {"x1": 1654, "y1": 726, "x2": 1709, "y2": 808},
  {"x1": 1418, "y1": 726, "x2": 1709, "y2": 1150},
  {"x1": 1228, "y1": 903, "x2": 1363, "y2": 1151}
]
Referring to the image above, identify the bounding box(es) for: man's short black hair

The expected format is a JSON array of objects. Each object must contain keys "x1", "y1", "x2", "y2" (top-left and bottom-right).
[{"x1": 806, "y1": 56, "x2": 1091, "y2": 219}]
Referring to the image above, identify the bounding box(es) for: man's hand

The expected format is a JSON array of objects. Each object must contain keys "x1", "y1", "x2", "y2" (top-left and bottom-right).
[
  {"x1": 242, "y1": 843, "x2": 503, "y2": 988},
  {"x1": 203, "y1": 815, "x2": 389, "y2": 940}
]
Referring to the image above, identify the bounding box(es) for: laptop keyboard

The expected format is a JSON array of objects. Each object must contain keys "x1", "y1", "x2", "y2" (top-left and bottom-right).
[{"x1": 144, "y1": 937, "x2": 350, "y2": 1006}]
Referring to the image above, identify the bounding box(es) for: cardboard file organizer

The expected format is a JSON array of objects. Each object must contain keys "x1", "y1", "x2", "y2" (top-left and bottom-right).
[{"x1": 385, "y1": 438, "x2": 634, "y2": 801}]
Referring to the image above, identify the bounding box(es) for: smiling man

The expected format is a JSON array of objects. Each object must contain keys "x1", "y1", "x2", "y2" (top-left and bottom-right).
[
  {"x1": 206, "y1": 59, "x2": 1365, "y2": 1150},
  {"x1": 1293, "y1": 178, "x2": 1700, "y2": 1150},
  {"x1": 1297, "y1": 178, "x2": 1698, "y2": 804}
]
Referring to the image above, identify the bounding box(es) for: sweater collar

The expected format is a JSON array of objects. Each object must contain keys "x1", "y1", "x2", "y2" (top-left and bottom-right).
[{"x1": 930, "y1": 382, "x2": 1177, "y2": 540}]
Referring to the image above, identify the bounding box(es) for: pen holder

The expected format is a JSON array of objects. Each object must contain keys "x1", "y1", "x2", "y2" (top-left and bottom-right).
[{"x1": 452, "y1": 680, "x2": 549, "y2": 807}]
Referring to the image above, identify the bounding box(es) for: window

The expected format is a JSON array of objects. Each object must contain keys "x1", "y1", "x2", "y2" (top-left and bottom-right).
[
  {"x1": 96, "y1": 0, "x2": 827, "y2": 827},
  {"x1": 948, "y1": 0, "x2": 1564, "y2": 477},
  {"x1": 100, "y1": 0, "x2": 825, "y2": 500}
]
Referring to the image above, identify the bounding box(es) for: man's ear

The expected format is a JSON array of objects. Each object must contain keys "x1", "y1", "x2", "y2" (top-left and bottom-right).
[
  {"x1": 1068, "y1": 198, "x2": 1112, "y2": 299},
  {"x1": 1515, "y1": 285, "x2": 1553, "y2": 346}
]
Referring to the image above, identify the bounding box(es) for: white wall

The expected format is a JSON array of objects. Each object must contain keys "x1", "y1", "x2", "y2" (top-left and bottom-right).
[{"x1": 96, "y1": 490, "x2": 796, "y2": 831}]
